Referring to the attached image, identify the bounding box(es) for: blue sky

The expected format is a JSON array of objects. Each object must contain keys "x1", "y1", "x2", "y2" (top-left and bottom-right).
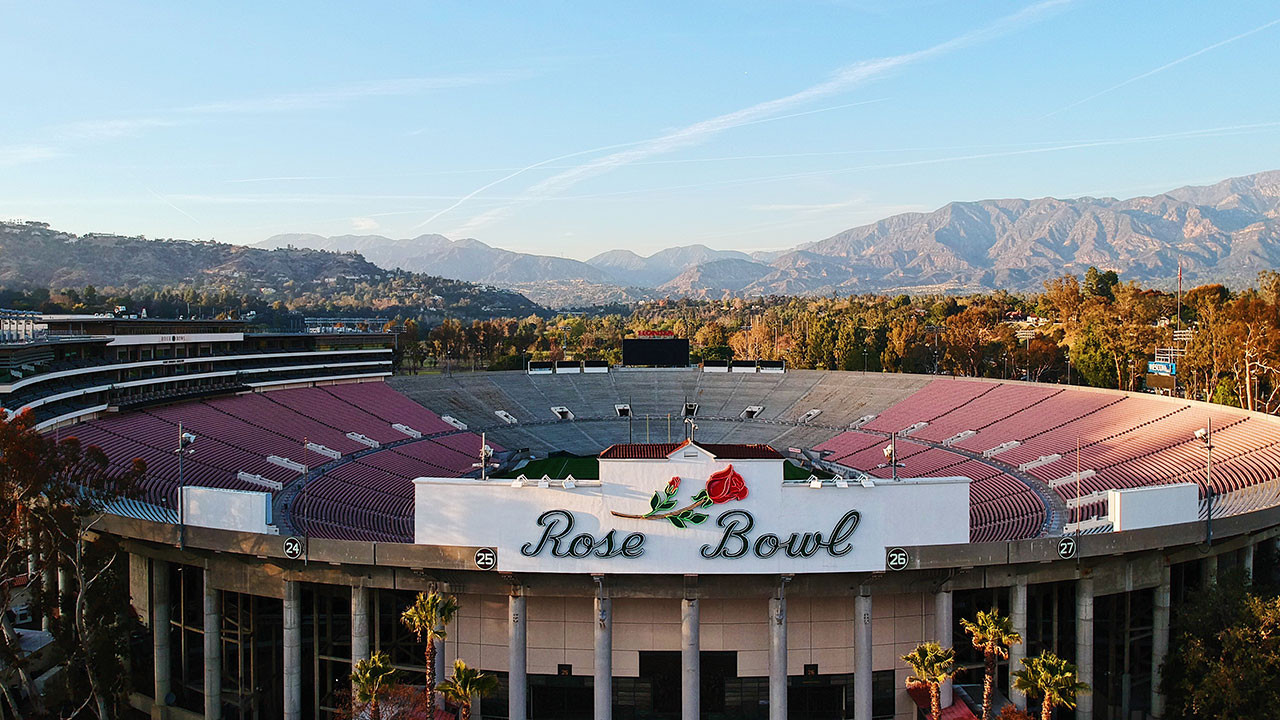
[{"x1": 3, "y1": 1, "x2": 1278, "y2": 259}]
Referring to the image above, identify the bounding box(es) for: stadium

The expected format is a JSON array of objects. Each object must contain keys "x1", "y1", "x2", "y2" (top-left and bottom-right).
[{"x1": 4, "y1": 314, "x2": 1278, "y2": 720}]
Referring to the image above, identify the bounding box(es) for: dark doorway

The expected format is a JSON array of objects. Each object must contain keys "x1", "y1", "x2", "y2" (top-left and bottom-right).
[
  {"x1": 640, "y1": 651, "x2": 681, "y2": 717},
  {"x1": 530, "y1": 674, "x2": 593, "y2": 719},
  {"x1": 637, "y1": 650, "x2": 737, "y2": 718},
  {"x1": 789, "y1": 682, "x2": 844, "y2": 719}
]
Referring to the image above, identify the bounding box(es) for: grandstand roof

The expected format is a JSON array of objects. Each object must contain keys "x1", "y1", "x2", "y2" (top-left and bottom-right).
[{"x1": 599, "y1": 440, "x2": 783, "y2": 460}]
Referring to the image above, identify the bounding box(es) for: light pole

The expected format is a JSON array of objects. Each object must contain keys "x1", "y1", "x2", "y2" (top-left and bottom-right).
[
  {"x1": 175, "y1": 424, "x2": 196, "y2": 548},
  {"x1": 1194, "y1": 419, "x2": 1214, "y2": 547},
  {"x1": 878, "y1": 432, "x2": 905, "y2": 481}
]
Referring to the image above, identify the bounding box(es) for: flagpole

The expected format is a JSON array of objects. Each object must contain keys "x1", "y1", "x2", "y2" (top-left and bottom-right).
[
  {"x1": 1177, "y1": 257, "x2": 1182, "y2": 332},
  {"x1": 1076, "y1": 435, "x2": 1082, "y2": 534}
]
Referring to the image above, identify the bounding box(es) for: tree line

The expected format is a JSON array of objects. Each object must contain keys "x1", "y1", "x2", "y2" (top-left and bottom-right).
[{"x1": 394, "y1": 268, "x2": 1280, "y2": 415}]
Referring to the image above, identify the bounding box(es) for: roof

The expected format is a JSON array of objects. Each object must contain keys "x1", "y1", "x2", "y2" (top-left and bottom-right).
[{"x1": 599, "y1": 439, "x2": 783, "y2": 460}]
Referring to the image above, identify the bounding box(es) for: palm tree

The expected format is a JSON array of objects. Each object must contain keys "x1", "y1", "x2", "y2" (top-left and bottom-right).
[
  {"x1": 351, "y1": 652, "x2": 398, "y2": 720},
  {"x1": 1011, "y1": 651, "x2": 1091, "y2": 720},
  {"x1": 902, "y1": 641, "x2": 958, "y2": 720},
  {"x1": 961, "y1": 608, "x2": 1023, "y2": 720},
  {"x1": 401, "y1": 591, "x2": 459, "y2": 710},
  {"x1": 437, "y1": 659, "x2": 499, "y2": 720}
]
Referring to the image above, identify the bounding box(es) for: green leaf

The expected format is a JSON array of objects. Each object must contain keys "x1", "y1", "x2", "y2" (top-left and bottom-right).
[
  {"x1": 691, "y1": 490, "x2": 709, "y2": 503},
  {"x1": 667, "y1": 515, "x2": 686, "y2": 529},
  {"x1": 649, "y1": 492, "x2": 661, "y2": 511},
  {"x1": 686, "y1": 512, "x2": 708, "y2": 525},
  {"x1": 659, "y1": 499, "x2": 678, "y2": 511}
]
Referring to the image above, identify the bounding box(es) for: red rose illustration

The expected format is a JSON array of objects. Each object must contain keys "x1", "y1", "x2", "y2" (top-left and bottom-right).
[
  {"x1": 705, "y1": 464, "x2": 748, "y2": 503},
  {"x1": 666, "y1": 476, "x2": 681, "y2": 495}
]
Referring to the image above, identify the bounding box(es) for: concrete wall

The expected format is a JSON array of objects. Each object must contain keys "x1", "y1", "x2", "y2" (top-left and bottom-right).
[
  {"x1": 1109, "y1": 483, "x2": 1199, "y2": 531},
  {"x1": 181, "y1": 487, "x2": 276, "y2": 535}
]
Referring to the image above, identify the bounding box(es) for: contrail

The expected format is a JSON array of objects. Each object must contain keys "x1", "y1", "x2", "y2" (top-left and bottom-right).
[
  {"x1": 554, "y1": 121, "x2": 1280, "y2": 200},
  {"x1": 445, "y1": 0, "x2": 1072, "y2": 234},
  {"x1": 411, "y1": 98, "x2": 887, "y2": 231},
  {"x1": 1042, "y1": 16, "x2": 1280, "y2": 118}
]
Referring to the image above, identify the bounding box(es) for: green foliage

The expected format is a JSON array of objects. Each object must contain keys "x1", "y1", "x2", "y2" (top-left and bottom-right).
[
  {"x1": 436, "y1": 660, "x2": 499, "y2": 720},
  {"x1": 1159, "y1": 570, "x2": 1280, "y2": 720},
  {"x1": 351, "y1": 651, "x2": 399, "y2": 705},
  {"x1": 1012, "y1": 651, "x2": 1090, "y2": 720},
  {"x1": 1069, "y1": 324, "x2": 1117, "y2": 388},
  {"x1": 1083, "y1": 266, "x2": 1119, "y2": 300},
  {"x1": 0, "y1": 410, "x2": 146, "y2": 718},
  {"x1": 902, "y1": 641, "x2": 958, "y2": 720},
  {"x1": 962, "y1": 609, "x2": 1023, "y2": 720}
]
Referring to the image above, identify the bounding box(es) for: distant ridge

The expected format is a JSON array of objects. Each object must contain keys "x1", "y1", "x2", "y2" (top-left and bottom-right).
[{"x1": 258, "y1": 170, "x2": 1280, "y2": 306}]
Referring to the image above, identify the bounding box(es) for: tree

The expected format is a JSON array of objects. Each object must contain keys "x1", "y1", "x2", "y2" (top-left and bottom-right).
[
  {"x1": 961, "y1": 608, "x2": 1023, "y2": 720},
  {"x1": 0, "y1": 410, "x2": 144, "y2": 718},
  {"x1": 1159, "y1": 570, "x2": 1280, "y2": 719},
  {"x1": 401, "y1": 591, "x2": 459, "y2": 710},
  {"x1": 351, "y1": 652, "x2": 399, "y2": 720},
  {"x1": 1012, "y1": 652, "x2": 1090, "y2": 720},
  {"x1": 1083, "y1": 267, "x2": 1118, "y2": 301},
  {"x1": 1042, "y1": 274, "x2": 1082, "y2": 323},
  {"x1": 902, "y1": 641, "x2": 957, "y2": 720},
  {"x1": 436, "y1": 659, "x2": 499, "y2": 720},
  {"x1": 943, "y1": 306, "x2": 1001, "y2": 377}
]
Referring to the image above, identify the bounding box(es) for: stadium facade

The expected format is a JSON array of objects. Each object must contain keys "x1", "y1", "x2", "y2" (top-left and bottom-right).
[{"x1": 4, "y1": 313, "x2": 1278, "y2": 720}]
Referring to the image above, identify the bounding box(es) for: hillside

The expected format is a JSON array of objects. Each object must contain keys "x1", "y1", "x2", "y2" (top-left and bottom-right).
[
  {"x1": 257, "y1": 233, "x2": 615, "y2": 287},
  {"x1": 0, "y1": 221, "x2": 542, "y2": 320}
]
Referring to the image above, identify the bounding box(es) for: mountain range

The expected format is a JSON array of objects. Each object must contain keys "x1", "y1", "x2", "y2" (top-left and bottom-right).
[{"x1": 260, "y1": 169, "x2": 1280, "y2": 306}]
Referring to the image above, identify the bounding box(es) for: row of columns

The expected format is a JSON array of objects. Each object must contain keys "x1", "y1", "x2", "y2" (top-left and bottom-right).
[
  {"x1": 146, "y1": 538, "x2": 1269, "y2": 720},
  {"x1": 149, "y1": 560, "x2": 302, "y2": 720},
  {"x1": 502, "y1": 588, "x2": 891, "y2": 720}
]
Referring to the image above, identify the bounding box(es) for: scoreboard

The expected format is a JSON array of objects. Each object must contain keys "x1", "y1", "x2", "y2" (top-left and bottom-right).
[{"x1": 622, "y1": 335, "x2": 689, "y2": 367}]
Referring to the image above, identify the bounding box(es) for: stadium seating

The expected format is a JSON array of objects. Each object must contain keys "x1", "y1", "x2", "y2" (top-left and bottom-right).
[{"x1": 63, "y1": 371, "x2": 1280, "y2": 545}]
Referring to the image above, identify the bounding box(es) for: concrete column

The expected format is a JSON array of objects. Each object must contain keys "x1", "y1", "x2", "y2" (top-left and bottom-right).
[
  {"x1": 1151, "y1": 566, "x2": 1172, "y2": 719},
  {"x1": 1075, "y1": 577, "x2": 1094, "y2": 720},
  {"x1": 283, "y1": 581, "x2": 302, "y2": 720},
  {"x1": 509, "y1": 593, "x2": 527, "y2": 720},
  {"x1": 1204, "y1": 554, "x2": 1218, "y2": 587},
  {"x1": 41, "y1": 564, "x2": 54, "y2": 632},
  {"x1": 152, "y1": 559, "x2": 172, "y2": 706},
  {"x1": 129, "y1": 553, "x2": 150, "y2": 623},
  {"x1": 595, "y1": 596, "x2": 612, "y2": 720},
  {"x1": 351, "y1": 586, "x2": 371, "y2": 666},
  {"x1": 854, "y1": 593, "x2": 873, "y2": 720},
  {"x1": 58, "y1": 567, "x2": 71, "y2": 605},
  {"x1": 935, "y1": 589, "x2": 954, "y2": 708},
  {"x1": 681, "y1": 597, "x2": 700, "y2": 720},
  {"x1": 203, "y1": 569, "x2": 222, "y2": 720},
  {"x1": 769, "y1": 596, "x2": 787, "y2": 720},
  {"x1": 1244, "y1": 542, "x2": 1256, "y2": 584},
  {"x1": 1009, "y1": 577, "x2": 1029, "y2": 711}
]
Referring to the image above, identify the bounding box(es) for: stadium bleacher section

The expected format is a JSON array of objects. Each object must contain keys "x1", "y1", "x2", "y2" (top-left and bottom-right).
[
  {"x1": 56, "y1": 370, "x2": 1280, "y2": 548},
  {"x1": 66, "y1": 381, "x2": 495, "y2": 542}
]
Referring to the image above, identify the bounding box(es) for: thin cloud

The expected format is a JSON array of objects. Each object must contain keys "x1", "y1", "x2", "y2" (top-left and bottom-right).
[
  {"x1": 409, "y1": 97, "x2": 888, "y2": 231},
  {"x1": 178, "y1": 74, "x2": 514, "y2": 115},
  {"x1": 55, "y1": 117, "x2": 177, "y2": 141},
  {"x1": 4, "y1": 74, "x2": 518, "y2": 170},
  {"x1": 0, "y1": 144, "x2": 64, "y2": 167},
  {"x1": 557, "y1": 121, "x2": 1280, "y2": 200},
  {"x1": 447, "y1": 0, "x2": 1072, "y2": 234},
  {"x1": 1042, "y1": 16, "x2": 1280, "y2": 118}
]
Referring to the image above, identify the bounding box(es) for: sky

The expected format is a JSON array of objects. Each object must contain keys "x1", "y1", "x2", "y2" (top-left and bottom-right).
[{"x1": 3, "y1": 1, "x2": 1279, "y2": 260}]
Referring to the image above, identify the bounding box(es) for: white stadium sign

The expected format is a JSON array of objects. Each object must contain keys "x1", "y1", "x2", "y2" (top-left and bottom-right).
[{"x1": 414, "y1": 441, "x2": 969, "y2": 574}]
